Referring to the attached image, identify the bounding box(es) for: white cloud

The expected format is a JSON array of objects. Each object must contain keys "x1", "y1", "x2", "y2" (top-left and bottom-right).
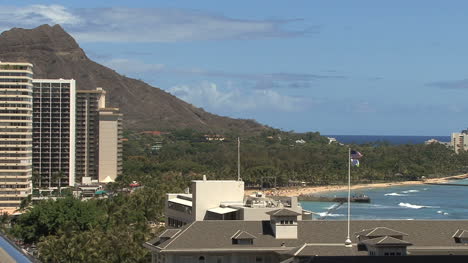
[
  {"x1": 0, "y1": 5, "x2": 313, "y2": 43},
  {"x1": 0, "y1": 5, "x2": 80, "y2": 26},
  {"x1": 168, "y1": 81, "x2": 306, "y2": 113}
]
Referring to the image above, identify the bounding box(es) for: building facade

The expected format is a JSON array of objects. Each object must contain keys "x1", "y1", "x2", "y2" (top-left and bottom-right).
[
  {"x1": 75, "y1": 88, "x2": 103, "y2": 182},
  {"x1": 76, "y1": 88, "x2": 122, "y2": 184},
  {"x1": 32, "y1": 79, "x2": 76, "y2": 187},
  {"x1": 0, "y1": 62, "x2": 34, "y2": 214},
  {"x1": 451, "y1": 130, "x2": 468, "y2": 153},
  {"x1": 165, "y1": 179, "x2": 306, "y2": 228},
  {"x1": 98, "y1": 107, "x2": 122, "y2": 182}
]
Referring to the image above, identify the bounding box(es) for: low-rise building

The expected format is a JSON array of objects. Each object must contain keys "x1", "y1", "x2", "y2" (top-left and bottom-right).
[{"x1": 145, "y1": 218, "x2": 468, "y2": 262}]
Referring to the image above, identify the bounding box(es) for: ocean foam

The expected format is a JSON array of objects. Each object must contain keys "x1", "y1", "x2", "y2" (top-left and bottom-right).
[
  {"x1": 437, "y1": 210, "x2": 443, "y2": 214},
  {"x1": 401, "y1": 190, "x2": 420, "y2": 194},
  {"x1": 398, "y1": 202, "x2": 429, "y2": 209},
  {"x1": 385, "y1": 192, "x2": 407, "y2": 196},
  {"x1": 318, "y1": 212, "x2": 345, "y2": 217}
]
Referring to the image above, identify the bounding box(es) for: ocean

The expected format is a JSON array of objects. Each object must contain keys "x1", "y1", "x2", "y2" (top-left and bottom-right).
[
  {"x1": 325, "y1": 135, "x2": 450, "y2": 145},
  {"x1": 301, "y1": 179, "x2": 468, "y2": 220}
]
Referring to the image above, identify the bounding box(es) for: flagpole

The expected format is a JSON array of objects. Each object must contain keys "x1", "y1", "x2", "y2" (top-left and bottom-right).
[
  {"x1": 345, "y1": 147, "x2": 352, "y2": 247},
  {"x1": 237, "y1": 137, "x2": 241, "y2": 181}
]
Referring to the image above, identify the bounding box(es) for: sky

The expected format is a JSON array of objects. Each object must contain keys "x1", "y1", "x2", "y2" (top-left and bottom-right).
[{"x1": 1, "y1": 0, "x2": 468, "y2": 135}]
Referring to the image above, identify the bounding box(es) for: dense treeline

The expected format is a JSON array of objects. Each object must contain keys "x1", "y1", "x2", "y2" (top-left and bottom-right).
[
  {"x1": 9, "y1": 172, "x2": 190, "y2": 262},
  {"x1": 123, "y1": 129, "x2": 468, "y2": 187},
  {"x1": 7, "y1": 129, "x2": 468, "y2": 262}
]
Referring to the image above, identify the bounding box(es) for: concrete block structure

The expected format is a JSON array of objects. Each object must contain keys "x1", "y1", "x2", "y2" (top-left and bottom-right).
[
  {"x1": 165, "y1": 179, "x2": 306, "y2": 228},
  {"x1": 32, "y1": 79, "x2": 75, "y2": 187},
  {"x1": 0, "y1": 62, "x2": 34, "y2": 214},
  {"x1": 98, "y1": 107, "x2": 123, "y2": 183}
]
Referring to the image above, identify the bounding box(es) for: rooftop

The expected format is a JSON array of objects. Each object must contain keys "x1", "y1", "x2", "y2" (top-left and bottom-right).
[{"x1": 146, "y1": 220, "x2": 468, "y2": 256}]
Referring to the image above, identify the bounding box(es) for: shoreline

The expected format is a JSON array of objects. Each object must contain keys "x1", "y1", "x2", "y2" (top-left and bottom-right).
[{"x1": 245, "y1": 174, "x2": 468, "y2": 198}]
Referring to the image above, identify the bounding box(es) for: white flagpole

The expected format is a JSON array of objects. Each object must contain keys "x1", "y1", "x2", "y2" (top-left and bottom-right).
[
  {"x1": 345, "y1": 147, "x2": 352, "y2": 247},
  {"x1": 237, "y1": 137, "x2": 241, "y2": 181}
]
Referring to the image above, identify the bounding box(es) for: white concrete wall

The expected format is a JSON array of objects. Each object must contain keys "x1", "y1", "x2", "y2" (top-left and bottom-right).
[
  {"x1": 193, "y1": 180, "x2": 244, "y2": 221},
  {"x1": 241, "y1": 207, "x2": 302, "y2": 221},
  {"x1": 273, "y1": 224, "x2": 297, "y2": 239},
  {"x1": 98, "y1": 112, "x2": 119, "y2": 182},
  {"x1": 69, "y1": 79, "x2": 76, "y2": 186},
  {"x1": 165, "y1": 193, "x2": 193, "y2": 225}
]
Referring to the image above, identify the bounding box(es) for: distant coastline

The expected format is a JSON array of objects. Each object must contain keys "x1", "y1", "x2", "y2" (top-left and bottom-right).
[
  {"x1": 325, "y1": 135, "x2": 450, "y2": 145},
  {"x1": 245, "y1": 174, "x2": 468, "y2": 198}
]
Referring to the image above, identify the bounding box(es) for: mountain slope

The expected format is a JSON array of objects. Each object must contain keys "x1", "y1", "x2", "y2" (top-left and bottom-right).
[{"x1": 0, "y1": 24, "x2": 267, "y2": 133}]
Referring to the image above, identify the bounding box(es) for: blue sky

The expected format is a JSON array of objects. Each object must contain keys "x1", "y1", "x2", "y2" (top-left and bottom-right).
[{"x1": 1, "y1": 0, "x2": 468, "y2": 135}]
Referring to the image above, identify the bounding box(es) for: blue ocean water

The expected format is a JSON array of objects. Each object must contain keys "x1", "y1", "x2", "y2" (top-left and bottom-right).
[
  {"x1": 325, "y1": 135, "x2": 450, "y2": 145},
  {"x1": 301, "y1": 179, "x2": 468, "y2": 220}
]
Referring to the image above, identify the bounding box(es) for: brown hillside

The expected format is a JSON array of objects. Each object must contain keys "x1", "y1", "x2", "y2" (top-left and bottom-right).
[{"x1": 0, "y1": 24, "x2": 268, "y2": 133}]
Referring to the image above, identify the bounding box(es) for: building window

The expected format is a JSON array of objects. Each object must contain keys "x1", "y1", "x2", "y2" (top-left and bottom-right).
[{"x1": 232, "y1": 238, "x2": 253, "y2": 245}]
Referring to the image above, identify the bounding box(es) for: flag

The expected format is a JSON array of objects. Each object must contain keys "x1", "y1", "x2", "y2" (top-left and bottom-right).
[
  {"x1": 350, "y1": 150, "x2": 363, "y2": 159},
  {"x1": 351, "y1": 159, "x2": 360, "y2": 167}
]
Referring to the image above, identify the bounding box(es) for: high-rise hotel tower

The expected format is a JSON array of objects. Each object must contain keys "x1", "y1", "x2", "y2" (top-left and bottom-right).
[
  {"x1": 0, "y1": 62, "x2": 33, "y2": 214},
  {"x1": 76, "y1": 88, "x2": 122, "y2": 184},
  {"x1": 32, "y1": 79, "x2": 76, "y2": 187}
]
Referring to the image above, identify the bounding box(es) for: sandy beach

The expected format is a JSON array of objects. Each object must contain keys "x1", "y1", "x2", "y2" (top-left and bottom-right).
[{"x1": 245, "y1": 174, "x2": 468, "y2": 197}]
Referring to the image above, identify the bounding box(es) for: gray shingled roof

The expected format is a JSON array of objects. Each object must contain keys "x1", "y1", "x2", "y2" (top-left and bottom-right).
[
  {"x1": 146, "y1": 220, "x2": 468, "y2": 255},
  {"x1": 361, "y1": 236, "x2": 412, "y2": 246},
  {"x1": 267, "y1": 209, "x2": 301, "y2": 216},
  {"x1": 159, "y1": 229, "x2": 181, "y2": 239},
  {"x1": 292, "y1": 244, "x2": 367, "y2": 256},
  {"x1": 453, "y1": 229, "x2": 468, "y2": 238},
  {"x1": 355, "y1": 227, "x2": 408, "y2": 237},
  {"x1": 232, "y1": 230, "x2": 256, "y2": 240}
]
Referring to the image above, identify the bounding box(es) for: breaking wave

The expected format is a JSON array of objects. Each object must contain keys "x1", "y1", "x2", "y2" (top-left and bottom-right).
[
  {"x1": 398, "y1": 202, "x2": 431, "y2": 209},
  {"x1": 385, "y1": 192, "x2": 407, "y2": 196},
  {"x1": 317, "y1": 212, "x2": 345, "y2": 217},
  {"x1": 401, "y1": 190, "x2": 420, "y2": 194}
]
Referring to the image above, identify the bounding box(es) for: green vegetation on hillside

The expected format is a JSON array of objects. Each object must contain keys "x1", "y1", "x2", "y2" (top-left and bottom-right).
[{"x1": 122, "y1": 129, "x2": 468, "y2": 187}]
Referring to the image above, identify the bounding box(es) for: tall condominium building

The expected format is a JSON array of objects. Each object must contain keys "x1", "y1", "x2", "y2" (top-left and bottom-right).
[
  {"x1": 76, "y1": 88, "x2": 122, "y2": 183},
  {"x1": 0, "y1": 62, "x2": 33, "y2": 214},
  {"x1": 451, "y1": 129, "x2": 468, "y2": 154},
  {"x1": 32, "y1": 79, "x2": 75, "y2": 187}
]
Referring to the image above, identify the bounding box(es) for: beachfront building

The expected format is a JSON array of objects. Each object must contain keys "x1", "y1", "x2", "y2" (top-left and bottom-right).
[
  {"x1": 165, "y1": 178, "x2": 309, "y2": 228},
  {"x1": 451, "y1": 130, "x2": 468, "y2": 153},
  {"x1": 76, "y1": 88, "x2": 122, "y2": 184},
  {"x1": 32, "y1": 79, "x2": 76, "y2": 187},
  {"x1": 0, "y1": 62, "x2": 34, "y2": 214}
]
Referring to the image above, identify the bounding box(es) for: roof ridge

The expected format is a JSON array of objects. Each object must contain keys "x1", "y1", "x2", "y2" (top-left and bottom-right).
[
  {"x1": 161, "y1": 222, "x2": 196, "y2": 249},
  {"x1": 230, "y1": 230, "x2": 241, "y2": 239},
  {"x1": 293, "y1": 243, "x2": 308, "y2": 256}
]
